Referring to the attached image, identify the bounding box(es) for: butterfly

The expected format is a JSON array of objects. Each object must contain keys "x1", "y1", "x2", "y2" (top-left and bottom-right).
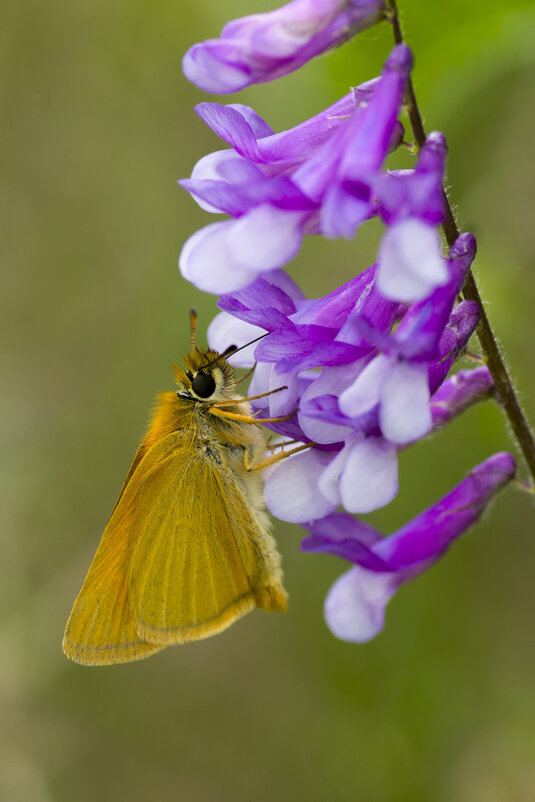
[{"x1": 63, "y1": 312, "x2": 310, "y2": 665}]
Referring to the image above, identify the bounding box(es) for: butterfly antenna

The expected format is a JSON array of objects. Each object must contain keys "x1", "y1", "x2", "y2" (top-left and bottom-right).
[
  {"x1": 202, "y1": 333, "x2": 269, "y2": 370},
  {"x1": 189, "y1": 308, "x2": 198, "y2": 355}
]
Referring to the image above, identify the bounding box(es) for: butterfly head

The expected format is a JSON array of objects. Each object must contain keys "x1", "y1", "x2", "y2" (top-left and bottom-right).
[{"x1": 173, "y1": 348, "x2": 235, "y2": 403}]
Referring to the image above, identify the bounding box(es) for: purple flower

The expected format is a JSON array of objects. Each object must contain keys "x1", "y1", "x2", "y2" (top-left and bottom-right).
[
  {"x1": 183, "y1": 0, "x2": 386, "y2": 93},
  {"x1": 262, "y1": 296, "x2": 479, "y2": 520},
  {"x1": 179, "y1": 46, "x2": 412, "y2": 294},
  {"x1": 336, "y1": 233, "x2": 477, "y2": 444},
  {"x1": 431, "y1": 366, "x2": 493, "y2": 426},
  {"x1": 376, "y1": 131, "x2": 449, "y2": 302},
  {"x1": 295, "y1": 44, "x2": 412, "y2": 238},
  {"x1": 301, "y1": 452, "x2": 516, "y2": 641},
  {"x1": 208, "y1": 235, "x2": 483, "y2": 523}
]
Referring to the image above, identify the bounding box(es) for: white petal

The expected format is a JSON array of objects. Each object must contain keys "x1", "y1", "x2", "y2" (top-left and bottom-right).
[
  {"x1": 339, "y1": 355, "x2": 392, "y2": 418},
  {"x1": 248, "y1": 361, "x2": 272, "y2": 406},
  {"x1": 179, "y1": 222, "x2": 258, "y2": 293},
  {"x1": 377, "y1": 219, "x2": 449, "y2": 302},
  {"x1": 269, "y1": 365, "x2": 298, "y2": 417},
  {"x1": 379, "y1": 361, "x2": 432, "y2": 444},
  {"x1": 228, "y1": 206, "x2": 305, "y2": 273},
  {"x1": 247, "y1": 362, "x2": 298, "y2": 416},
  {"x1": 264, "y1": 449, "x2": 335, "y2": 523},
  {"x1": 325, "y1": 566, "x2": 403, "y2": 642},
  {"x1": 207, "y1": 312, "x2": 263, "y2": 368},
  {"x1": 317, "y1": 439, "x2": 358, "y2": 506},
  {"x1": 340, "y1": 437, "x2": 398, "y2": 513}
]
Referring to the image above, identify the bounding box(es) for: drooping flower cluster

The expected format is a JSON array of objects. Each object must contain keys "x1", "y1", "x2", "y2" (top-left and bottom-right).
[
  {"x1": 183, "y1": 0, "x2": 387, "y2": 92},
  {"x1": 180, "y1": 1, "x2": 515, "y2": 642}
]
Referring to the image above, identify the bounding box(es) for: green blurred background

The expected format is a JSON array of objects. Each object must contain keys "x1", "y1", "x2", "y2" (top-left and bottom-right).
[{"x1": 2, "y1": 1, "x2": 535, "y2": 799}]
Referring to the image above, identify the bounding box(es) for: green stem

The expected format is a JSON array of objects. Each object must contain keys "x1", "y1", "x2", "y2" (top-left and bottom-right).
[{"x1": 387, "y1": 0, "x2": 535, "y2": 484}]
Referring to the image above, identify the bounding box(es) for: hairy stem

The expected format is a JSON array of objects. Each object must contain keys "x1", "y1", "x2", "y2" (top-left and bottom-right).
[{"x1": 386, "y1": 0, "x2": 535, "y2": 483}]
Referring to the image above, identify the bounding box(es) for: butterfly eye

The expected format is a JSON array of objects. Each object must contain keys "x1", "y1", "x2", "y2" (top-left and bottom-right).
[
  {"x1": 186, "y1": 370, "x2": 193, "y2": 381},
  {"x1": 191, "y1": 371, "x2": 216, "y2": 398}
]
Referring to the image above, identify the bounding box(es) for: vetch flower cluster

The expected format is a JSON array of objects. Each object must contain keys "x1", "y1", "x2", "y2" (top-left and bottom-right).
[
  {"x1": 180, "y1": 1, "x2": 518, "y2": 643},
  {"x1": 183, "y1": 0, "x2": 387, "y2": 92}
]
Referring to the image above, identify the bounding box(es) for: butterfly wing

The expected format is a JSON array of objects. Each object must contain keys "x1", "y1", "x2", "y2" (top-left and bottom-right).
[
  {"x1": 63, "y1": 427, "x2": 283, "y2": 663},
  {"x1": 61, "y1": 434, "x2": 182, "y2": 665},
  {"x1": 128, "y1": 443, "x2": 260, "y2": 645}
]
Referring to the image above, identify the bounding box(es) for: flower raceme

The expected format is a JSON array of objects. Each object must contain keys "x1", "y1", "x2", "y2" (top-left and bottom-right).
[
  {"x1": 183, "y1": 0, "x2": 387, "y2": 93},
  {"x1": 180, "y1": 3, "x2": 517, "y2": 643},
  {"x1": 179, "y1": 44, "x2": 413, "y2": 294},
  {"x1": 301, "y1": 452, "x2": 516, "y2": 642},
  {"x1": 209, "y1": 233, "x2": 489, "y2": 524}
]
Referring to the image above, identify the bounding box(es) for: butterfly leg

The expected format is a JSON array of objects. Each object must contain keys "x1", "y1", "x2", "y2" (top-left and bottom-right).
[
  {"x1": 245, "y1": 442, "x2": 315, "y2": 472},
  {"x1": 208, "y1": 407, "x2": 295, "y2": 425},
  {"x1": 211, "y1": 385, "x2": 288, "y2": 408},
  {"x1": 233, "y1": 364, "x2": 257, "y2": 385}
]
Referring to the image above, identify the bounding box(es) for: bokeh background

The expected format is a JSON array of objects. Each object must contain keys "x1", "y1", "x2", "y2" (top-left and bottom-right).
[{"x1": 2, "y1": 0, "x2": 535, "y2": 799}]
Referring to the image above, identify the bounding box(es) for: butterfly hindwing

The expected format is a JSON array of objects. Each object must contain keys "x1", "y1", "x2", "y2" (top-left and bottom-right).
[{"x1": 128, "y1": 446, "x2": 262, "y2": 644}]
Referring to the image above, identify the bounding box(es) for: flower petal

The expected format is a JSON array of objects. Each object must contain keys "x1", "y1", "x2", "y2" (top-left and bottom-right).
[
  {"x1": 379, "y1": 361, "x2": 431, "y2": 444},
  {"x1": 339, "y1": 354, "x2": 391, "y2": 418},
  {"x1": 207, "y1": 312, "x2": 264, "y2": 367},
  {"x1": 179, "y1": 221, "x2": 259, "y2": 294},
  {"x1": 324, "y1": 566, "x2": 405, "y2": 642},
  {"x1": 227, "y1": 205, "x2": 305, "y2": 273},
  {"x1": 340, "y1": 437, "x2": 398, "y2": 513},
  {"x1": 377, "y1": 218, "x2": 448, "y2": 302},
  {"x1": 376, "y1": 452, "x2": 516, "y2": 568},
  {"x1": 264, "y1": 448, "x2": 335, "y2": 523}
]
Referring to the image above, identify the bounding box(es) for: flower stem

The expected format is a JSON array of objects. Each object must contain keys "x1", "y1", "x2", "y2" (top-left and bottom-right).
[{"x1": 387, "y1": 0, "x2": 535, "y2": 483}]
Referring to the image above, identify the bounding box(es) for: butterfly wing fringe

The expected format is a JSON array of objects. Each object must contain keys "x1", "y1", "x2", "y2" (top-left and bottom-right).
[{"x1": 254, "y1": 585, "x2": 288, "y2": 612}]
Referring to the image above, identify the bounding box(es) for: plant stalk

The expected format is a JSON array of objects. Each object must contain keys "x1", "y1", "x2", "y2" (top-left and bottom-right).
[{"x1": 387, "y1": 0, "x2": 535, "y2": 483}]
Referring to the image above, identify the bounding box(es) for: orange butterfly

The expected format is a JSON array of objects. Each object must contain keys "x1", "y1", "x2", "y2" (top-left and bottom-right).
[{"x1": 63, "y1": 313, "x2": 310, "y2": 665}]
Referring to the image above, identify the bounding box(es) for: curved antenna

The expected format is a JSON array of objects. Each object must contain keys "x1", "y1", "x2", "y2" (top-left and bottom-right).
[
  {"x1": 189, "y1": 308, "x2": 198, "y2": 355},
  {"x1": 201, "y1": 333, "x2": 268, "y2": 371}
]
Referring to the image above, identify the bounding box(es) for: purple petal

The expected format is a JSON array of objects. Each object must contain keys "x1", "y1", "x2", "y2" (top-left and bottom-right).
[
  {"x1": 183, "y1": 39, "x2": 253, "y2": 93},
  {"x1": 303, "y1": 510, "x2": 383, "y2": 548},
  {"x1": 375, "y1": 452, "x2": 516, "y2": 568},
  {"x1": 197, "y1": 94, "x2": 357, "y2": 167},
  {"x1": 312, "y1": 44, "x2": 413, "y2": 238},
  {"x1": 303, "y1": 452, "x2": 515, "y2": 642},
  {"x1": 431, "y1": 366, "x2": 493, "y2": 427},
  {"x1": 183, "y1": 0, "x2": 387, "y2": 93},
  {"x1": 292, "y1": 269, "x2": 374, "y2": 328},
  {"x1": 392, "y1": 232, "x2": 477, "y2": 362},
  {"x1": 428, "y1": 300, "x2": 480, "y2": 393},
  {"x1": 218, "y1": 274, "x2": 299, "y2": 331},
  {"x1": 378, "y1": 131, "x2": 447, "y2": 226},
  {"x1": 195, "y1": 103, "x2": 264, "y2": 161}
]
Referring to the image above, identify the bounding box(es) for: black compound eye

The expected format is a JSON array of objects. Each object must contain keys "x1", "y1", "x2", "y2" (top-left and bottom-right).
[{"x1": 191, "y1": 371, "x2": 216, "y2": 398}]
